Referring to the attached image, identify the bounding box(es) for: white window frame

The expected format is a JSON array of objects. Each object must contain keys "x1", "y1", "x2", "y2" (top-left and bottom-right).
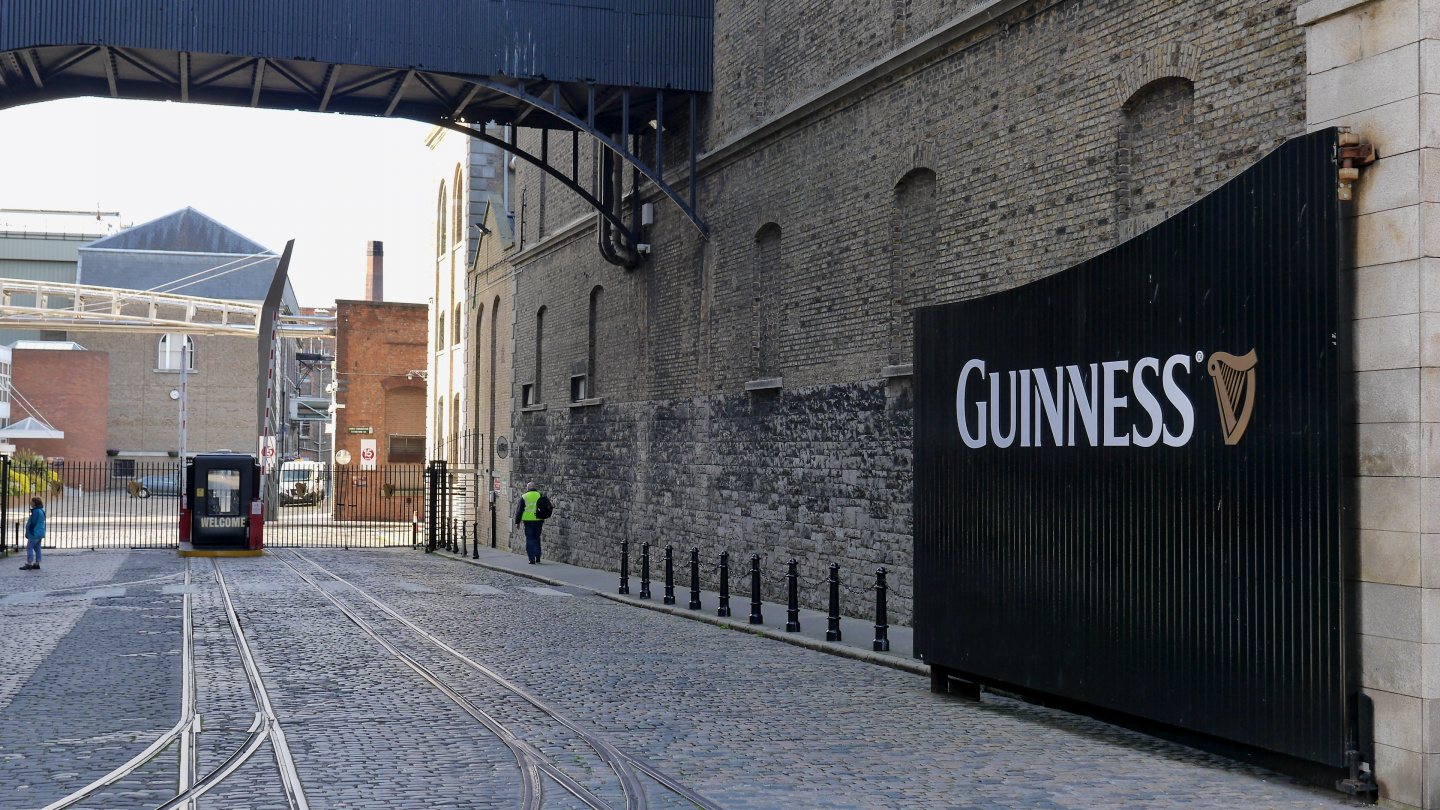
[{"x1": 157, "y1": 334, "x2": 196, "y2": 371}]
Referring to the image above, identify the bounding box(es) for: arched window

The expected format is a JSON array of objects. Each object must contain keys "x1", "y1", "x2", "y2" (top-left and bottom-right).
[
  {"x1": 488, "y1": 296, "x2": 500, "y2": 462},
  {"x1": 526, "y1": 306, "x2": 545, "y2": 406},
  {"x1": 157, "y1": 334, "x2": 196, "y2": 370},
  {"x1": 891, "y1": 168, "x2": 936, "y2": 365},
  {"x1": 587, "y1": 286, "x2": 603, "y2": 397},
  {"x1": 437, "y1": 311, "x2": 446, "y2": 350},
  {"x1": 1117, "y1": 77, "x2": 1196, "y2": 241},
  {"x1": 453, "y1": 301, "x2": 463, "y2": 344},
  {"x1": 453, "y1": 164, "x2": 465, "y2": 253},
  {"x1": 452, "y1": 393, "x2": 462, "y2": 453},
  {"x1": 436, "y1": 396, "x2": 445, "y2": 453},
  {"x1": 753, "y1": 223, "x2": 782, "y2": 376},
  {"x1": 436, "y1": 181, "x2": 448, "y2": 256}
]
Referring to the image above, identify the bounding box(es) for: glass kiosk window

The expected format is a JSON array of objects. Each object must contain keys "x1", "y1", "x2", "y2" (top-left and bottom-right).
[{"x1": 207, "y1": 469, "x2": 242, "y2": 516}]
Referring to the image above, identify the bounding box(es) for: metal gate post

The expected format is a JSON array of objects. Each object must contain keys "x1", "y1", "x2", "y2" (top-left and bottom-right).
[
  {"x1": 426, "y1": 460, "x2": 440, "y2": 553},
  {"x1": 1, "y1": 454, "x2": 8, "y2": 556}
]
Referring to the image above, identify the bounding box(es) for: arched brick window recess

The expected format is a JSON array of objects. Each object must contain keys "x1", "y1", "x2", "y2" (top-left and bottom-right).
[
  {"x1": 753, "y1": 223, "x2": 782, "y2": 378},
  {"x1": 529, "y1": 306, "x2": 545, "y2": 406},
  {"x1": 1116, "y1": 77, "x2": 1196, "y2": 243},
  {"x1": 436, "y1": 181, "x2": 448, "y2": 257},
  {"x1": 453, "y1": 301, "x2": 463, "y2": 344},
  {"x1": 473, "y1": 302, "x2": 484, "y2": 433},
  {"x1": 452, "y1": 393, "x2": 462, "y2": 457},
  {"x1": 587, "y1": 285, "x2": 603, "y2": 398},
  {"x1": 452, "y1": 164, "x2": 465, "y2": 255},
  {"x1": 488, "y1": 296, "x2": 500, "y2": 464},
  {"x1": 435, "y1": 396, "x2": 445, "y2": 457},
  {"x1": 890, "y1": 168, "x2": 936, "y2": 366}
]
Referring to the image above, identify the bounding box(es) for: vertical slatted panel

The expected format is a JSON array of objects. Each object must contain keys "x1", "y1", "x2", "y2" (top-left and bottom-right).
[{"x1": 913, "y1": 129, "x2": 1347, "y2": 767}]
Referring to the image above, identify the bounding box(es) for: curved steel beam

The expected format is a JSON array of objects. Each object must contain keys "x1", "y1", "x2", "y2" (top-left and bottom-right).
[
  {"x1": 434, "y1": 119, "x2": 640, "y2": 248},
  {"x1": 446, "y1": 74, "x2": 707, "y2": 238}
]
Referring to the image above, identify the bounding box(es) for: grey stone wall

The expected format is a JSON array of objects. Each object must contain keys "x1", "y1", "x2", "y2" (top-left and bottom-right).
[
  {"x1": 513, "y1": 378, "x2": 916, "y2": 621},
  {"x1": 498, "y1": 0, "x2": 1308, "y2": 625}
]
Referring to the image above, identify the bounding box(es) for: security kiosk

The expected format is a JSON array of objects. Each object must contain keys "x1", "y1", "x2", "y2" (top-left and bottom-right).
[{"x1": 180, "y1": 453, "x2": 263, "y2": 556}]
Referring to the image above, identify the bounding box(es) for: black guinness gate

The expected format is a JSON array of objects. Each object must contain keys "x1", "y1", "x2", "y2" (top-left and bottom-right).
[{"x1": 914, "y1": 129, "x2": 1350, "y2": 769}]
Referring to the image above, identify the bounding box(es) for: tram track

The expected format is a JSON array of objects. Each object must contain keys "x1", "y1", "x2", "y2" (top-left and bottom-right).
[
  {"x1": 34, "y1": 557, "x2": 310, "y2": 810},
  {"x1": 280, "y1": 550, "x2": 725, "y2": 810}
]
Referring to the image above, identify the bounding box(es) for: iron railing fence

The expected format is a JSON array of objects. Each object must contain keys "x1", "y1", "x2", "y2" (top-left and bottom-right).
[
  {"x1": 267, "y1": 464, "x2": 428, "y2": 548},
  {"x1": 424, "y1": 459, "x2": 484, "y2": 555},
  {"x1": 0, "y1": 460, "x2": 186, "y2": 551},
  {"x1": 0, "y1": 459, "x2": 438, "y2": 551},
  {"x1": 435, "y1": 430, "x2": 487, "y2": 468}
]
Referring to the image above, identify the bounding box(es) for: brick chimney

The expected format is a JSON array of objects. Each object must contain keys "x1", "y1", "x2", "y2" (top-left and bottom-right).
[{"x1": 365, "y1": 241, "x2": 384, "y2": 301}]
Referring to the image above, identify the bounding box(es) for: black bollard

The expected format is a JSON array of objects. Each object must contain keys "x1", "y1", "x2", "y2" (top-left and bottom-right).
[
  {"x1": 785, "y1": 559, "x2": 801, "y2": 632},
  {"x1": 689, "y1": 547, "x2": 702, "y2": 610},
  {"x1": 640, "y1": 542, "x2": 652, "y2": 599},
  {"x1": 826, "y1": 563, "x2": 842, "y2": 642},
  {"x1": 873, "y1": 567, "x2": 891, "y2": 652},
  {"x1": 619, "y1": 540, "x2": 631, "y2": 595},
  {"x1": 460, "y1": 521, "x2": 468, "y2": 556},
  {"x1": 748, "y1": 554, "x2": 763, "y2": 625},
  {"x1": 717, "y1": 552, "x2": 732, "y2": 617},
  {"x1": 472, "y1": 521, "x2": 480, "y2": 559},
  {"x1": 663, "y1": 544, "x2": 676, "y2": 605}
]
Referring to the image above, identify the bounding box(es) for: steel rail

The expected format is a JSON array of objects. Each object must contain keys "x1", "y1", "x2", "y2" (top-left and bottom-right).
[
  {"x1": 152, "y1": 717, "x2": 269, "y2": 810},
  {"x1": 177, "y1": 561, "x2": 198, "y2": 810},
  {"x1": 291, "y1": 550, "x2": 648, "y2": 810},
  {"x1": 288, "y1": 551, "x2": 726, "y2": 810},
  {"x1": 273, "y1": 555, "x2": 618, "y2": 810},
  {"x1": 37, "y1": 564, "x2": 199, "y2": 810},
  {"x1": 212, "y1": 559, "x2": 311, "y2": 810}
]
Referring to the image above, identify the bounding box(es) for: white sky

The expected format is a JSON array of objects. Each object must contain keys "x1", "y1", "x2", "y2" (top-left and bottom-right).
[{"x1": 0, "y1": 97, "x2": 438, "y2": 307}]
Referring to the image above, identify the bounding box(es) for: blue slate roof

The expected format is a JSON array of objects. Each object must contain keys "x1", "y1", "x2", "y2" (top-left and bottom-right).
[{"x1": 79, "y1": 208, "x2": 298, "y2": 312}]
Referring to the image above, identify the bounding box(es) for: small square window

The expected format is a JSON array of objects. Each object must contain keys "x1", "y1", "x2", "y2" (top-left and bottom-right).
[
  {"x1": 112, "y1": 459, "x2": 136, "y2": 479},
  {"x1": 570, "y1": 375, "x2": 587, "y2": 403}
]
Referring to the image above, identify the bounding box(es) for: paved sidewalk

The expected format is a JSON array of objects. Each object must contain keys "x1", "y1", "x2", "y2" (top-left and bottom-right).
[{"x1": 435, "y1": 544, "x2": 921, "y2": 673}]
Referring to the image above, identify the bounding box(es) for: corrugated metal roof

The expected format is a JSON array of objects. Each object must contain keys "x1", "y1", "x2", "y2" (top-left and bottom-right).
[{"x1": 0, "y1": 0, "x2": 712, "y2": 91}]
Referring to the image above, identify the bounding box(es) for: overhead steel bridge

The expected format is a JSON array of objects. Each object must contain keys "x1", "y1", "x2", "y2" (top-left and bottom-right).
[
  {"x1": 0, "y1": 277, "x2": 332, "y2": 338},
  {"x1": 0, "y1": 0, "x2": 714, "y2": 266}
]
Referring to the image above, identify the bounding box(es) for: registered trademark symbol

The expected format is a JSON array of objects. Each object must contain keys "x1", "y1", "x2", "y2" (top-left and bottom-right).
[{"x1": 1195, "y1": 351, "x2": 1204, "y2": 362}]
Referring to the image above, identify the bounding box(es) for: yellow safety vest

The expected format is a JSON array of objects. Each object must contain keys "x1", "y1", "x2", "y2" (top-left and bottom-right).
[{"x1": 522, "y1": 490, "x2": 542, "y2": 521}]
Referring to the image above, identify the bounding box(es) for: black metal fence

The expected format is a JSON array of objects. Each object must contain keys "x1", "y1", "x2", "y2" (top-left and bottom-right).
[
  {"x1": 0, "y1": 459, "x2": 447, "y2": 552},
  {"x1": 0, "y1": 460, "x2": 185, "y2": 551},
  {"x1": 267, "y1": 464, "x2": 428, "y2": 548}
]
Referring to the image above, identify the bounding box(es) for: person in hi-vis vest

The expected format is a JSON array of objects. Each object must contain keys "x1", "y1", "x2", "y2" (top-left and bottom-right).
[{"x1": 515, "y1": 482, "x2": 550, "y2": 564}]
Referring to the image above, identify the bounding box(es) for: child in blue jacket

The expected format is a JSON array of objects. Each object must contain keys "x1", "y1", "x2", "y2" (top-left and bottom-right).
[{"x1": 20, "y1": 497, "x2": 44, "y2": 571}]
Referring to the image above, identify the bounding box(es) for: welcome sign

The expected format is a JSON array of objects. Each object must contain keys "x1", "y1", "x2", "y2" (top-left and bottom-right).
[{"x1": 913, "y1": 129, "x2": 1348, "y2": 767}]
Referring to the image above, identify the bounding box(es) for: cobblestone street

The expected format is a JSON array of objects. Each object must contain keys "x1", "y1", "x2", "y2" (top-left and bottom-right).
[{"x1": 0, "y1": 548, "x2": 1361, "y2": 809}]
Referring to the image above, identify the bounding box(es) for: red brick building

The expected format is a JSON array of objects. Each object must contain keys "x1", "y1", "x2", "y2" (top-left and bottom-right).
[
  {"x1": 332, "y1": 299, "x2": 428, "y2": 520},
  {"x1": 10, "y1": 344, "x2": 110, "y2": 489}
]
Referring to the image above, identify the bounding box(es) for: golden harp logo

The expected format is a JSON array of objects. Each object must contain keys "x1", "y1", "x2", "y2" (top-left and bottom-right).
[{"x1": 1206, "y1": 350, "x2": 1257, "y2": 445}]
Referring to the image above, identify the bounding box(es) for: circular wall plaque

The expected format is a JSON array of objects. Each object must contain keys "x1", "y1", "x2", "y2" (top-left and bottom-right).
[
  {"x1": 495, "y1": 436, "x2": 509, "y2": 459},
  {"x1": 334, "y1": 449, "x2": 352, "y2": 465}
]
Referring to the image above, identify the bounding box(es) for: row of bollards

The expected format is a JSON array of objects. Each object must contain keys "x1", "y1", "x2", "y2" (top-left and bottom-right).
[{"x1": 615, "y1": 543, "x2": 891, "y2": 652}]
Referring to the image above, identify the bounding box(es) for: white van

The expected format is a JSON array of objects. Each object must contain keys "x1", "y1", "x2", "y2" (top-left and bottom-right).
[{"x1": 279, "y1": 460, "x2": 326, "y2": 506}]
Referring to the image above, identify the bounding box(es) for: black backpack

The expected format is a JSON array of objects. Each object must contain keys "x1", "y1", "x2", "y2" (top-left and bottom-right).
[{"x1": 535, "y1": 494, "x2": 554, "y2": 520}]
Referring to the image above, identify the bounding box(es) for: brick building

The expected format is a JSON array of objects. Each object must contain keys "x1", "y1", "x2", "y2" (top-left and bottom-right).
[
  {"x1": 425, "y1": 123, "x2": 507, "y2": 467},
  {"x1": 476, "y1": 0, "x2": 1307, "y2": 620},
  {"x1": 8, "y1": 343, "x2": 108, "y2": 471},
  {"x1": 431, "y1": 1, "x2": 1440, "y2": 803},
  {"x1": 69, "y1": 208, "x2": 298, "y2": 471},
  {"x1": 332, "y1": 299, "x2": 428, "y2": 520}
]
